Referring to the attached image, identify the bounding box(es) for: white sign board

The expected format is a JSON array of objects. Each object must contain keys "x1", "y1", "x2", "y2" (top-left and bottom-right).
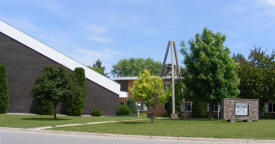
[{"x1": 235, "y1": 103, "x2": 248, "y2": 116}]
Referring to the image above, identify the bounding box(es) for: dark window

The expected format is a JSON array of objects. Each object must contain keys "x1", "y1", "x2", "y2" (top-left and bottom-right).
[
  {"x1": 273, "y1": 103, "x2": 275, "y2": 112},
  {"x1": 163, "y1": 83, "x2": 170, "y2": 89},
  {"x1": 164, "y1": 103, "x2": 168, "y2": 112},
  {"x1": 207, "y1": 104, "x2": 220, "y2": 112},
  {"x1": 268, "y1": 103, "x2": 273, "y2": 112},
  {"x1": 214, "y1": 104, "x2": 219, "y2": 112},
  {"x1": 185, "y1": 102, "x2": 192, "y2": 112}
]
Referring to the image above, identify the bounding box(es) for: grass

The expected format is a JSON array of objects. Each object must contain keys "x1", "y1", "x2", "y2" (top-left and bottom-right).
[
  {"x1": 0, "y1": 114, "x2": 141, "y2": 128},
  {"x1": 50, "y1": 118, "x2": 275, "y2": 140}
]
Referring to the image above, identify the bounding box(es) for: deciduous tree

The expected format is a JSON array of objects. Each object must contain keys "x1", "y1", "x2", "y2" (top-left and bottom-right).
[
  {"x1": 32, "y1": 66, "x2": 84, "y2": 119},
  {"x1": 233, "y1": 48, "x2": 275, "y2": 116},
  {"x1": 181, "y1": 28, "x2": 239, "y2": 120},
  {"x1": 130, "y1": 70, "x2": 170, "y2": 123},
  {"x1": 112, "y1": 58, "x2": 162, "y2": 77}
]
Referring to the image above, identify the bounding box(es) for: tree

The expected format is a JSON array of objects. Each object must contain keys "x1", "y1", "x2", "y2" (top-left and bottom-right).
[
  {"x1": 0, "y1": 64, "x2": 9, "y2": 113},
  {"x1": 88, "y1": 59, "x2": 108, "y2": 77},
  {"x1": 64, "y1": 67, "x2": 86, "y2": 116},
  {"x1": 181, "y1": 28, "x2": 239, "y2": 120},
  {"x1": 32, "y1": 66, "x2": 76, "y2": 119},
  {"x1": 166, "y1": 81, "x2": 184, "y2": 115},
  {"x1": 233, "y1": 48, "x2": 275, "y2": 116},
  {"x1": 129, "y1": 70, "x2": 170, "y2": 123},
  {"x1": 127, "y1": 98, "x2": 137, "y2": 114},
  {"x1": 112, "y1": 58, "x2": 163, "y2": 77}
]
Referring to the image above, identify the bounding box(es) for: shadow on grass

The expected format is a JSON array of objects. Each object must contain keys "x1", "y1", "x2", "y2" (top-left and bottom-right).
[{"x1": 22, "y1": 117, "x2": 72, "y2": 121}]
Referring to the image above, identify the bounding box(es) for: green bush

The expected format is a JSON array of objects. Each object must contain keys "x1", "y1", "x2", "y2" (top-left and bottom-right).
[
  {"x1": 127, "y1": 98, "x2": 137, "y2": 114},
  {"x1": 116, "y1": 105, "x2": 130, "y2": 115},
  {"x1": 36, "y1": 97, "x2": 53, "y2": 115},
  {"x1": 0, "y1": 64, "x2": 9, "y2": 113},
  {"x1": 192, "y1": 102, "x2": 207, "y2": 118},
  {"x1": 91, "y1": 109, "x2": 101, "y2": 116},
  {"x1": 65, "y1": 67, "x2": 86, "y2": 116}
]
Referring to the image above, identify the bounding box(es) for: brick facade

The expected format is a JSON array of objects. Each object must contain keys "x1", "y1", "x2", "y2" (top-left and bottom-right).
[{"x1": 0, "y1": 32, "x2": 119, "y2": 115}]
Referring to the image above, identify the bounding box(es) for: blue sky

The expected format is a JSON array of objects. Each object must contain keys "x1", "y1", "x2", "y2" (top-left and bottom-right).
[{"x1": 0, "y1": 0, "x2": 274, "y2": 74}]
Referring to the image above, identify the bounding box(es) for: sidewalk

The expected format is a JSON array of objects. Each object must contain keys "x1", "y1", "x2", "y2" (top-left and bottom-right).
[
  {"x1": 30, "y1": 119, "x2": 145, "y2": 130},
  {"x1": 1, "y1": 127, "x2": 275, "y2": 144}
]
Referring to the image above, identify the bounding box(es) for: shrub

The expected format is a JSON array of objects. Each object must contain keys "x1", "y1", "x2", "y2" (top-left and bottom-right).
[
  {"x1": 36, "y1": 97, "x2": 53, "y2": 115},
  {"x1": 91, "y1": 109, "x2": 101, "y2": 116},
  {"x1": 116, "y1": 105, "x2": 130, "y2": 115},
  {"x1": 127, "y1": 98, "x2": 137, "y2": 114},
  {"x1": 192, "y1": 102, "x2": 207, "y2": 118},
  {"x1": 0, "y1": 64, "x2": 9, "y2": 113},
  {"x1": 65, "y1": 67, "x2": 86, "y2": 116}
]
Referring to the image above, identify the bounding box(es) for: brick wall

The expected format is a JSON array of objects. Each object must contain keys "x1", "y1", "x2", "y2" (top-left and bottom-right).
[{"x1": 222, "y1": 98, "x2": 259, "y2": 121}]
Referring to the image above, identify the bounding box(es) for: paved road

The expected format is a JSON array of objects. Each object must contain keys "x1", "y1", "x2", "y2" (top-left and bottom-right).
[{"x1": 0, "y1": 128, "x2": 274, "y2": 144}]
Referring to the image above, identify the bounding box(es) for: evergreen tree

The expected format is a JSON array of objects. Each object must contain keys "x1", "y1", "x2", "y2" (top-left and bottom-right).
[
  {"x1": 88, "y1": 59, "x2": 108, "y2": 77},
  {"x1": 0, "y1": 64, "x2": 9, "y2": 113},
  {"x1": 65, "y1": 68, "x2": 86, "y2": 116}
]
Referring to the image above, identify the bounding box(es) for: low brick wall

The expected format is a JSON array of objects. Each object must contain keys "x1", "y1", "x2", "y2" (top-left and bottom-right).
[{"x1": 222, "y1": 98, "x2": 259, "y2": 121}]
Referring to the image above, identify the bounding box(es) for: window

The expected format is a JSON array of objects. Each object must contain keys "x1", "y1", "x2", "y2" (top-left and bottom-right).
[
  {"x1": 164, "y1": 103, "x2": 168, "y2": 112},
  {"x1": 180, "y1": 102, "x2": 192, "y2": 112},
  {"x1": 207, "y1": 104, "x2": 221, "y2": 112},
  {"x1": 163, "y1": 82, "x2": 170, "y2": 89},
  {"x1": 266, "y1": 103, "x2": 275, "y2": 113},
  {"x1": 136, "y1": 102, "x2": 147, "y2": 111},
  {"x1": 185, "y1": 102, "x2": 192, "y2": 112}
]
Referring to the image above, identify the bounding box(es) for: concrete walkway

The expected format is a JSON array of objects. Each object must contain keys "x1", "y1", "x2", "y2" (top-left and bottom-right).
[{"x1": 30, "y1": 119, "x2": 144, "y2": 130}]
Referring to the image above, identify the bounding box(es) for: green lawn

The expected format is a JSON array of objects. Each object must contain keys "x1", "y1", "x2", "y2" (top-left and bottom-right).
[
  {"x1": 50, "y1": 118, "x2": 275, "y2": 139},
  {"x1": 0, "y1": 114, "x2": 140, "y2": 128}
]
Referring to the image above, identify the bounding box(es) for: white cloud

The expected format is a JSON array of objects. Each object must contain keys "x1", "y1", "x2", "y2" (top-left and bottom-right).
[
  {"x1": 1, "y1": 17, "x2": 41, "y2": 32},
  {"x1": 87, "y1": 36, "x2": 115, "y2": 43},
  {"x1": 86, "y1": 24, "x2": 108, "y2": 33},
  {"x1": 217, "y1": 29, "x2": 242, "y2": 38},
  {"x1": 75, "y1": 48, "x2": 127, "y2": 61},
  {"x1": 261, "y1": 0, "x2": 275, "y2": 7},
  {"x1": 71, "y1": 48, "x2": 129, "y2": 73}
]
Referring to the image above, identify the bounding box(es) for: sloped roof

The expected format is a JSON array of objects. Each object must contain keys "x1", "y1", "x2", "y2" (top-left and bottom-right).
[
  {"x1": 113, "y1": 76, "x2": 180, "y2": 81},
  {"x1": 0, "y1": 20, "x2": 120, "y2": 94}
]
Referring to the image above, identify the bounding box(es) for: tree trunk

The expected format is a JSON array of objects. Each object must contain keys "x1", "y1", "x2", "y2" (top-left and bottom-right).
[
  {"x1": 54, "y1": 103, "x2": 57, "y2": 120},
  {"x1": 150, "y1": 106, "x2": 155, "y2": 123},
  {"x1": 208, "y1": 102, "x2": 214, "y2": 120},
  {"x1": 150, "y1": 94, "x2": 157, "y2": 124}
]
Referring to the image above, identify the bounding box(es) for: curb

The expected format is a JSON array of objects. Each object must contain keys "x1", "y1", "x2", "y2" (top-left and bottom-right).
[{"x1": 1, "y1": 127, "x2": 275, "y2": 143}]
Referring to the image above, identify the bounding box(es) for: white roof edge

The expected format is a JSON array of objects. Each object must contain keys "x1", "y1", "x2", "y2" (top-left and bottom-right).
[
  {"x1": 119, "y1": 91, "x2": 128, "y2": 98},
  {"x1": 0, "y1": 20, "x2": 120, "y2": 94},
  {"x1": 113, "y1": 76, "x2": 180, "y2": 81}
]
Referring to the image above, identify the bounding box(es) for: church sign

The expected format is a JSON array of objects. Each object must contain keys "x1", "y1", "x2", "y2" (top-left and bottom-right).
[
  {"x1": 235, "y1": 103, "x2": 248, "y2": 116},
  {"x1": 222, "y1": 98, "x2": 259, "y2": 122}
]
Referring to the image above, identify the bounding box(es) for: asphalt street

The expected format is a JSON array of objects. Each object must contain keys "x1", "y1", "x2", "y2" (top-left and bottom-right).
[{"x1": 0, "y1": 128, "x2": 274, "y2": 144}]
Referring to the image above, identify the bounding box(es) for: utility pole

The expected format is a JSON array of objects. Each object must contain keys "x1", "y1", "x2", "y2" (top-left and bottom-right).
[{"x1": 161, "y1": 40, "x2": 180, "y2": 119}]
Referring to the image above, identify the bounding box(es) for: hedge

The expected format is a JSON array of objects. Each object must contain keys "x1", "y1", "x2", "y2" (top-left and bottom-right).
[{"x1": 0, "y1": 64, "x2": 9, "y2": 113}]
